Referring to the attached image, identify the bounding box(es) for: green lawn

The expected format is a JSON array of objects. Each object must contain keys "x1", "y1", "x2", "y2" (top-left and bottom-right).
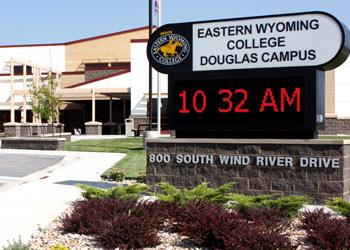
[
  {"x1": 64, "y1": 137, "x2": 145, "y2": 178},
  {"x1": 319, "y1": 135, "x2": 350, "y2": 140},
  {"x1": 62, "y1": 135, "x2": 350, "y2": 179}
]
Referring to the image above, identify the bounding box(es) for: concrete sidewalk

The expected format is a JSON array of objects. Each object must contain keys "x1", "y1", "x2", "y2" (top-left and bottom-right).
[
  {"x1": 0, "y1": 149, "x2": 125, "y2": 247},
  {"x1": 70, "y1": 134, "x2": 128, "y2": 141}
]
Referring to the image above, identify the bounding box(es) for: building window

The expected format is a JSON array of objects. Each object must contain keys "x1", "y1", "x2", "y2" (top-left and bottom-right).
[
  {"x1": 85, "y1": 63, "x2": 109, "y2": 70},
  {"x1": 14, "y1": 65, "x2": 32, "y2": 75},
  {"x1": 111, "y1": 62, "x2": 130, "y2": 68},
  {"x1": 85, "y1": 62, "x2": 130, "y2": 70}
]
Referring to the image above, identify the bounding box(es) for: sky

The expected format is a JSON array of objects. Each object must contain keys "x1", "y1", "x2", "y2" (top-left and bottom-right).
[{"x1": 0, "y1": 0, "x2": 349, "y2": 45}]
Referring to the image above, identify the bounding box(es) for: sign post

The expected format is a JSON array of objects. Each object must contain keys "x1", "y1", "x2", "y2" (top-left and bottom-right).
[
  {"x1": 147, "y1": 11, "x2": 349, "y2": 139},
  {"x1": 146, "y1": 12, "x2": 350, "y2": 203}
]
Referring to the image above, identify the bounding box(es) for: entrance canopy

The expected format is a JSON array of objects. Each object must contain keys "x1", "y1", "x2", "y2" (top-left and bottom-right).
[{"x1": 13, "y1": 87, "x2": 131, "y2": 101}]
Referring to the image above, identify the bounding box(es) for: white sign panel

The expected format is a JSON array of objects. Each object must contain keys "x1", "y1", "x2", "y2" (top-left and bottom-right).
[{"x1": 193, "y1": 13, "x2": 344, "y2": 71}]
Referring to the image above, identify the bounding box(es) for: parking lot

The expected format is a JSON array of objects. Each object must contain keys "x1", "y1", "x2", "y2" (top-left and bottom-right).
[{"x1": 0, "y1": 153, "x2": 64, "y2": 178}]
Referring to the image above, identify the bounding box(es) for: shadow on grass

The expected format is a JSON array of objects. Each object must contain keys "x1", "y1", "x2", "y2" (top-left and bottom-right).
[
  {"x1": 129, "y1": 147, "x2": 144, "y2": 151},
  {"x1": 65, "y1": 144, "x2": 142, "y2": 152}
]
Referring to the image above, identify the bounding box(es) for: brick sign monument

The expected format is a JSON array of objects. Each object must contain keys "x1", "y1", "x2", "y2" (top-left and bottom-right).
[{"x1": 146, "y1": 12, "x2": 350, "y2": 203}]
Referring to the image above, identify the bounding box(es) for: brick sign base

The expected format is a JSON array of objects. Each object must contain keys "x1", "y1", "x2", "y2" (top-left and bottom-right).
[{"x1": 146, "y1": 138, "x2": 350, "y2": 204}]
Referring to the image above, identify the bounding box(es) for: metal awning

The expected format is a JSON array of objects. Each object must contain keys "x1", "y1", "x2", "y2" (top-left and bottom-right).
[
  {"x1": 59, "y1": 101, "x2": 84, "y2": 110},
  {"x1": 13, "y1": 87, "x2": 131, "y2": 101}
]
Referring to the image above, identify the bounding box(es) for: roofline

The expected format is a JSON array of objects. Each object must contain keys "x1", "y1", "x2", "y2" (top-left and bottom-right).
[
  {"x1": 131, "y1": 39, "x2": 149, "y2": 43},
  {"x1": 66, "y1": 69, "x2": 130, "y2": 88},
  {"x1": 0, "y1": 26, "x2": 154, "y2": 48},
  {"x1": 65, "y1": 26, "x2": 152, "y2": 45},
  {"x1": 0, "y1": 72, "x2": 61, "y2": 76},
  {"x1": 62, "y1": 71, "x2": 85, "y2": 75},
  {"x1": 0, "y1": 43, "x2": 64, "y2": 48}
]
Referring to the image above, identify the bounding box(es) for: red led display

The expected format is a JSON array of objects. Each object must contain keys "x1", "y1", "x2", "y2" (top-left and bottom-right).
[
  {"x1": 168, "y1": 68, "x2": 320, "y2": 138},
  {"x1": 178, "y1": 87, "x2": 301, "y2": 114},
  {"x1": 174, "y1": 79, "x2": 303, "y2": 119}
]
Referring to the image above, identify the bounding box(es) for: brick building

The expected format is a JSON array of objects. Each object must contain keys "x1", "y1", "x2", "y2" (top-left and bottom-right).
[{"x1": 0, "y1": 25, "x2": 348, "y2": 135}]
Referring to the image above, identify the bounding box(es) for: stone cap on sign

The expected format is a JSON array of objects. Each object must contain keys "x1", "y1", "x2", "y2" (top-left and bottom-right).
[
  {"x1": 1, "y1": 137, "x2": 66, "y2": 142},
  {"x1": 84, "y1": 121, "x2": 103, "y2": 125},
  {"x1": 4, "y1": 123, "x2": 65, "y2": 126},
  {"x1": 3, "y1": 122, "x2": 20, "y2": 126},
  {"x1": 146, "y1": 138, "x2": 350, "y2": 145}
]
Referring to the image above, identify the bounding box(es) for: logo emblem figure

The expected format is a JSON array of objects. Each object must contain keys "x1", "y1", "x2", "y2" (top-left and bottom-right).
[{"x1": 151, "y1": 33, "x2": 190, "y2": 66}]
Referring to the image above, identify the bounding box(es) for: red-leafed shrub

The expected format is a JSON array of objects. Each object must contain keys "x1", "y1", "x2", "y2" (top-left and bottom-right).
[
  {"x1": 216, "y1": 207, "x2": 294, "y2": 250},
  {"x1": 61, "y1": 198, "x2": 137, "y2": 234},
  {"x1": 61, "y1": 198, "x2": 165, "y2": 249},
  {"x1": 168, "y1": 201, "x2": 242, "y2": 248},
  {"x1": 169, "y1": 201, "x2": 295, "y2": 250},
  {"x1": 130, "y1": 200, "x2": 173, "y2": 230},
  {"x1": 299, "y1": 209, "x2": 331, "y2": 231},
  {"x1": 220, "y1": 223, "x2": 294, "y2": 250},
  {"x1": 95, "y1": 213, "x2": 160, "y2": 250},
  {"x1": 241, "y1": 207, "x2": 289, "y2": 232},
  {"x1": 300, "y1": 210, "x2": 350, "y2": 250},
  {"x1": 61, "y1": 197, "x2": 297, "y2": 250}
]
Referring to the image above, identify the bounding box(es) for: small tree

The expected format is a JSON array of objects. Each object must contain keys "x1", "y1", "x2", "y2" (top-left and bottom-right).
[{"x1": 29, "y1": 75, "x2": 61, "y2": 123}]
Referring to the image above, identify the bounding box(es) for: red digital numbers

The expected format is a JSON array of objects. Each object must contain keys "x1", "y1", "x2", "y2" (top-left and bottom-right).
[
  {"x1": 193, "y1": 90, "x2": 207, "y2": 113},
  {"x1": 178, "y1": 90, "x2": 190, "y2": 113},
  {"x1": 233, "y1": 89, "x2": 249, "y2": 113},
  {"x1": 259, "y1": 88, "x2": 279, "y2": 112},
  {"x1": 179, "y1": 88, "x2": 249, "y2": 114},
  {"x1": 218, "y1": 89, "x2": 232, "y2": 113},
  {"x1": 218, "y1": 89, "x2": 249, "y2": 113},
  {"x1": 281, "y1": 88, "x2": 301, "y2": 112},
  {"x1": 259, "y1": 87, "x2": 301, "y2": 112},
  {"x1": 179, "y1": 90, "x2": 207, "y2": 113},
  {"x1": 178, "y1": 87, "x2": 301, "y2": 114}
]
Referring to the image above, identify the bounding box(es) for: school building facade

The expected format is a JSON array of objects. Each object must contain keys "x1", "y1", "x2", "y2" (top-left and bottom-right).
[{"x1": 0, "y1": 25, "x2": 348, "y2": 135}]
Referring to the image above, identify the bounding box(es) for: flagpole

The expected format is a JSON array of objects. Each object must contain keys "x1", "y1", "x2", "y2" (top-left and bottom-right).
[
  {"x1": 156, "y1": 0, "x2": 162, "y2": 137},
  {"x1": 148, "y1": 0, "x2": 153, "y2": 131}
]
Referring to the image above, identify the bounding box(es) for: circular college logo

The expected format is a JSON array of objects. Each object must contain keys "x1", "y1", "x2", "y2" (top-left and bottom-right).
[{"x1": 151, "y1": 33, "x2": 190, "y2": 66}]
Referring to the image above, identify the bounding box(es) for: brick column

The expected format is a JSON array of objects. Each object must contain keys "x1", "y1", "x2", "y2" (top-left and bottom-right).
[{"x1": 85, "y1": 121, "x2": 102, "y2": 135}]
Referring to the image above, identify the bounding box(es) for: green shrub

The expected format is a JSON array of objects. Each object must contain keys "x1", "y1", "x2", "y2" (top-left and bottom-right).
[
  {"x1": 155, "y1": 182, "x2": 235, "y2": 205},
  {"x1": 107, "y1": 183, "x2": 148, "y2": 200},
  {"x1": 78, "y1": 184, "x2": 108, "y2": 199},
  {"x1": 135, "y1": 171, "x2": 147, "y2": 183},
  {"x1": 226, "y1": 194, "x2": 308, "y2": 217},
  {"x1": 268, "y1": 196, "x2": 309, "y2": 218},
  {"x1": 109, "y1": 169, "x2": 125, "y2": 182},
  {"x1": 101, "y1": 168, "x2": 125, "y2": 182},
  {"x1": 100, "y1": 173, "x2": 108, "y2": 179},
  {"x1": 185, "y1": 182, "x2": 234, "y2": 203},
  {"x1": 3, "y1": 237, "x2": 29, "y2": 250},
  {"x1": 225, "y1": 194, "x2": 273, "y2": 212},
  {"x1": 326, "y1": 197, "x2": 350, "y2": 217},
  {"x1": 78, "y1": 183, "x2": 148, "y2": 200},
  {"x1": 155, "y1": 182, "x2": 182, "y2": 203},
  {"x1": 50, "y1": 244, "x2": 69, "y2": 250}
]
